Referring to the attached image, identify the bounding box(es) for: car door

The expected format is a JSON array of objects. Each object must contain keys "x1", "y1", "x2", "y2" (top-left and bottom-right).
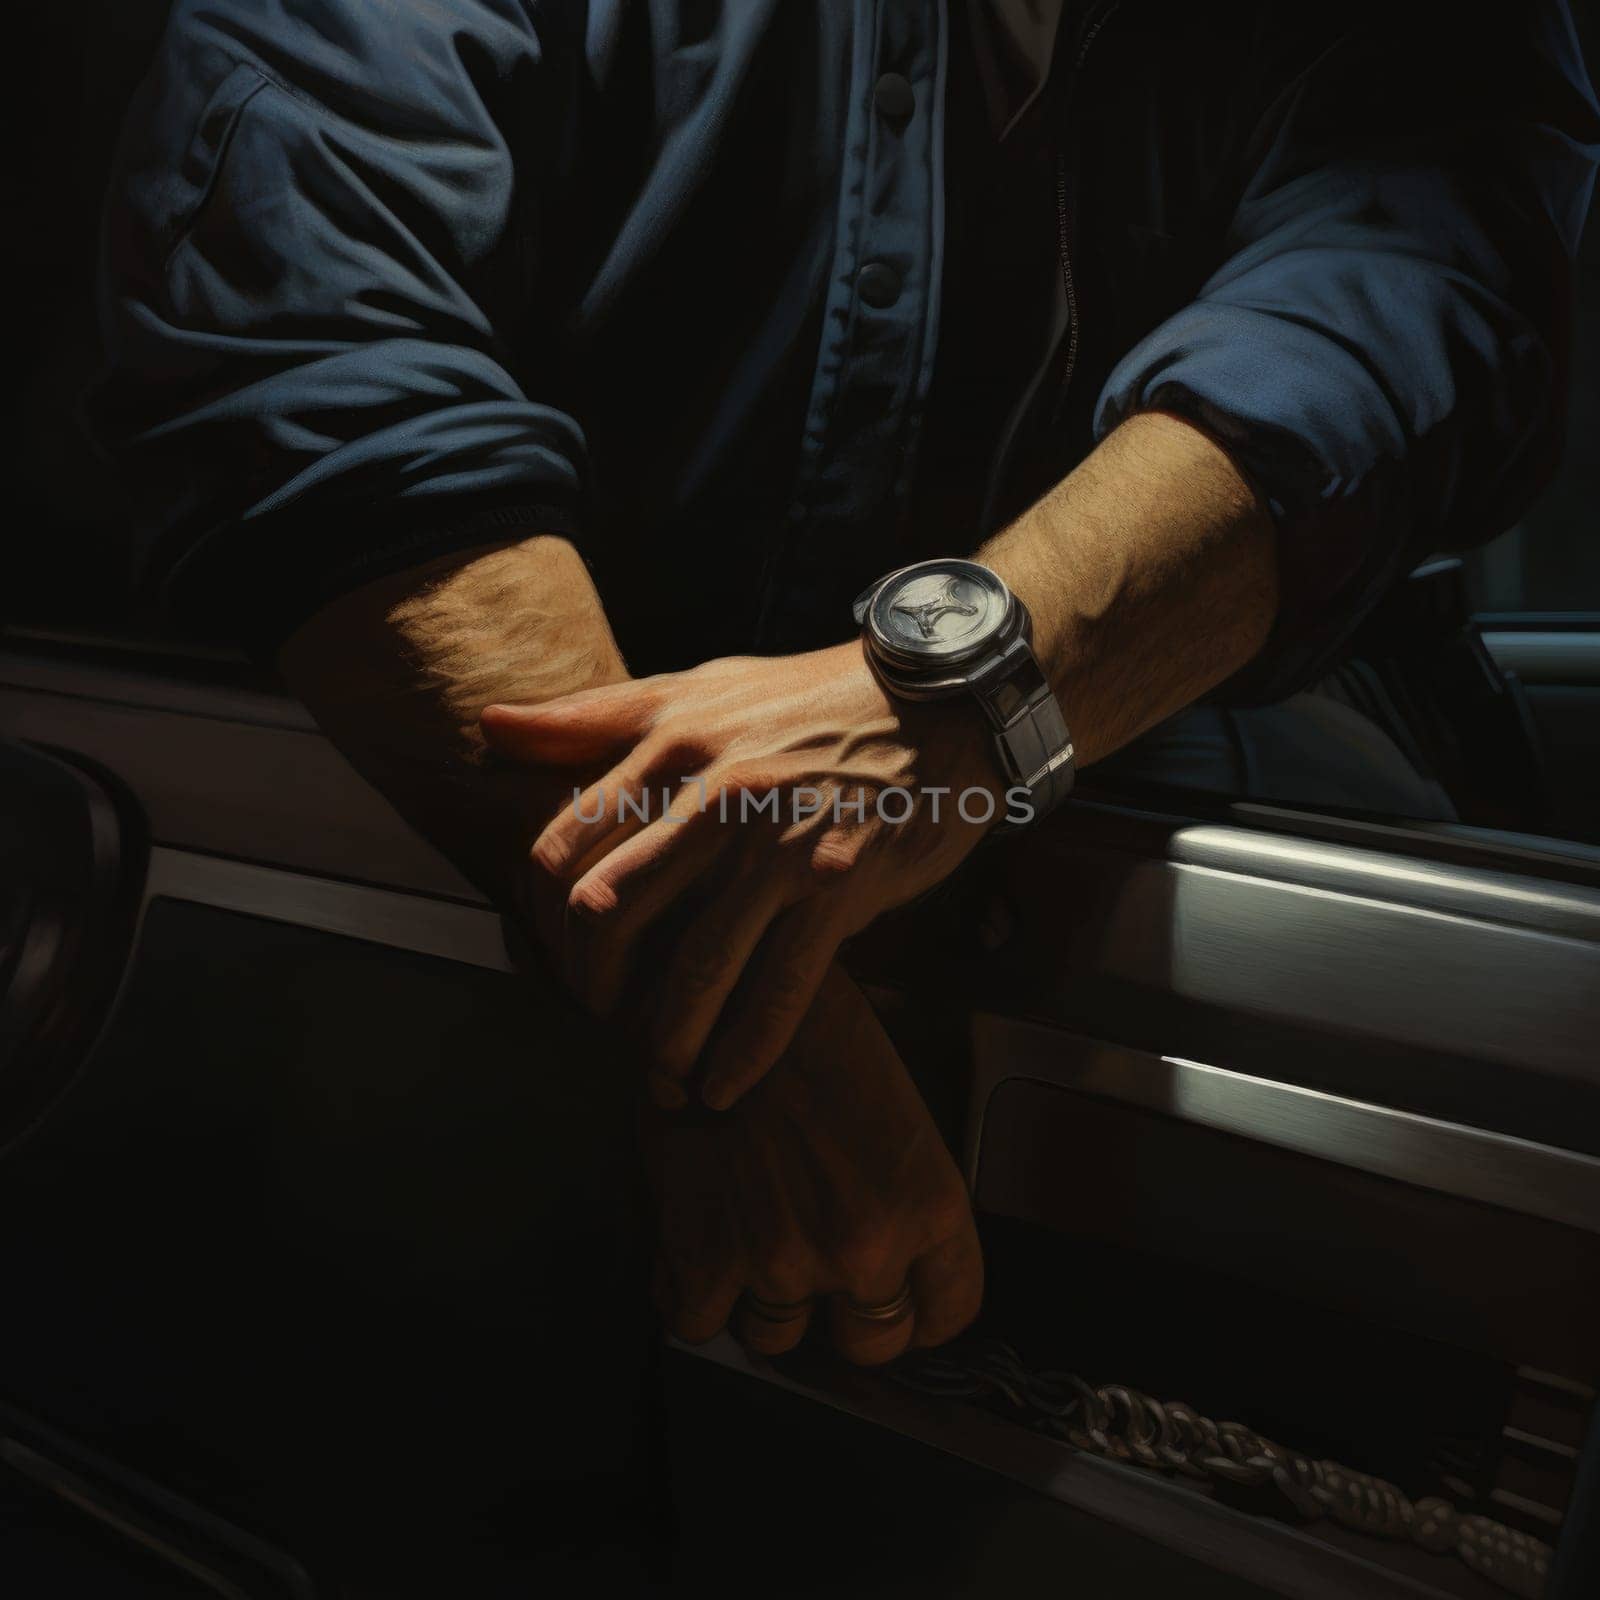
[{"x1": 4, "y1": 632, "x2": 1597, "y2": 1599}]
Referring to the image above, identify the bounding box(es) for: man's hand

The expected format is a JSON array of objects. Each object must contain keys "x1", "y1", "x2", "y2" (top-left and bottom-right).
[
  {"x1": 645, "y1": 965, "x2": 982, "y2": 1365},
  {"x1": 479, "y1": 412, "x2": 1278, "y2": 1109},
  {"x1": 279, "y1": 534, "x2": 980, "y2": 1245},
  {"x1": 479, "y1": 642, "x2": 1002, "y2": 1108}
]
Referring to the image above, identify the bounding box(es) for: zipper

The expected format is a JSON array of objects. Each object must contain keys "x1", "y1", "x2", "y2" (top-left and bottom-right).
[{"x1": 1051, "y1": 0, "x2": 1125, "y2": 424}]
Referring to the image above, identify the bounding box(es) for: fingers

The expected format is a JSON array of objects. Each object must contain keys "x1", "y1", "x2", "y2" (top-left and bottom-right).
[
  {"x1": 735, "y1": 1281, "x2": 815, "y2": 1357},
  {"x1": 564, "y1": 799, "x2": 732, "y2": 1015},
  {"x1": 659, "y1": 1197, "x2": 817, "y2": 1356},
  {"x1": 699, "y1": 906, "x2": 839, "y2": 1109},
  {"x1": 826, "y1": 1206, "x2": 920, "y2": 1368},
  {"x1": 826, "y1": 1271, "x2": 917, "y2": 1367},
  {"x1": 650, "y1": 874, "x2": 793, "y2": 1085},
  {"x1": 660, "y1": 1266, "x2": 815, "y2": 1357},
  {"x1": 480, "y1": 682, "x2": 658, "y2": 766},
  {"x1": 664, "y1": 1259, "x2": 745, "y2": 1347},
  {"x1": 667, "y1": 1233, "x2": 975, "y2": 1365},
  {"x1": 726, "y1": 1138, "x2": 815, "y2": 1356},
  {"x1": 826, "y1": 1223, "x2": 982, "y2": 1366},
  {"x1": 532, "y1": 737, "x2": 686, "y2": 878},
  {"x1": 908, "y1": 1222, "x2": 985, "y2": 1350},
  {"x1": 563, "y1": 801, "x2": 653, "y2": 885}
]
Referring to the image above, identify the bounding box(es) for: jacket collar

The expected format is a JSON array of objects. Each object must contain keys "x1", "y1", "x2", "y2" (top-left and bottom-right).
[{"x1": 969, "y1": 0, "x2": 1071, "y2": 140}]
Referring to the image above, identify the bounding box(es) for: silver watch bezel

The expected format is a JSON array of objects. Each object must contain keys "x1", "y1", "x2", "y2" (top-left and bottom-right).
[
  {"x1": 852, "y1": 559, "x2": 1022, "y2": 687},
  {"x1": 854, "y1": 558, "x2": 1076, "y2": 827}
]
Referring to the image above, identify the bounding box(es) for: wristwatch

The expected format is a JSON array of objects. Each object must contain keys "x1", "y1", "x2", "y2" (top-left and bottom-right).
[{"x1": 852, "y1": 558, "x2": 1075, "y2": 825}]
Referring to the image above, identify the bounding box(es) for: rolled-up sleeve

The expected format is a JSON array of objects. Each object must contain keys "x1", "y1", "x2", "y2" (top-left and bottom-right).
[
  {"x1": 90, "y1": 0, "x2": 585, "y2": 654},
  {"x1": 1093, "y1": 1, "x2": 1600, "y2": 702}
]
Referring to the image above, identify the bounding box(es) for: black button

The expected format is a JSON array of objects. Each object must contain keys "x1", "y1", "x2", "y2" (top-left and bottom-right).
[
  {"x1": 874, "y1": 72, "x2": 915, "y2": 121},
  {"x1": 856, "y1": 261, "x2": 901, "y2": 309}
]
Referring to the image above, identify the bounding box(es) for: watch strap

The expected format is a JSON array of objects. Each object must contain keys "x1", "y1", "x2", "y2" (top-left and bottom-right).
[{"x1": 968, "y1": 636, "x2": 1076, "y2": 824}]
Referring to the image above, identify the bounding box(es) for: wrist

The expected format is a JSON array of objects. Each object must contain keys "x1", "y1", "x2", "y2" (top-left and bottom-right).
[
  {"x1": 840, "y1": 638, "x2": 1009, "y2": 833},
  {"x1": 278, "y1": 533, "x2": 629, "y2": 904},
  {"x1": 976, "y1": 412, "x2": 1277, "y2": 767},
  {"x1": 906, "y1": 692, "x2": 1011, "y2": 816},
  {"x1": 385, "y1": 537, "x2": 629, "y2": 743}
]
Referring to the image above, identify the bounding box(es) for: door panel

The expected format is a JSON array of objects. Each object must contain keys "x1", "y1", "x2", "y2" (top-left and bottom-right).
[
  {"x1": 3, "y1": 637, "x2": 1597, "y2": 1597},
  {"x1": 1, "y1": 892, "x2": 654, "y2": 1595}
]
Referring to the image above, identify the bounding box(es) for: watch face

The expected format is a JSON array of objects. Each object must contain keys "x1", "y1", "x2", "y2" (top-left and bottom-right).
[{"x1": 868, "y1": 560, "x2": 1012, "y2": 669}]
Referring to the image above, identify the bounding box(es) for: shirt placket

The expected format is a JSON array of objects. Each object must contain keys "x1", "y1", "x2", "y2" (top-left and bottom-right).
[{"x1": 758, "y1": 0, "x2": 948, "y2": 653}]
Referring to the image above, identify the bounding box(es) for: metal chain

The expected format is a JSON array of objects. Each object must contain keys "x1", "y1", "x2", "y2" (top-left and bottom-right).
[{"x1": 894, "y1": 1340, "x2": 1553, "y2": 1600}]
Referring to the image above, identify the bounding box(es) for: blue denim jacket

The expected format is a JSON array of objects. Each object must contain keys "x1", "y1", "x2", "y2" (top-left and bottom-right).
[{"x1": 91, "y1": 1, "x2": 1598, "y2": 693}]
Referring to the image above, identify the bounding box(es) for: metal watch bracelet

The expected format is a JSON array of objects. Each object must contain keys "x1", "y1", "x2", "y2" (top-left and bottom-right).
[{"x1": 967, "y1": 634, "x2": 1076, "y2": 825}]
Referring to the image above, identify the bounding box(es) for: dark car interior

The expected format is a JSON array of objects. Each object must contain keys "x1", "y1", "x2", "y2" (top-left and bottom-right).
[{"x1": 5, "y1": 5, "x2": 1599, "y2": 1599}]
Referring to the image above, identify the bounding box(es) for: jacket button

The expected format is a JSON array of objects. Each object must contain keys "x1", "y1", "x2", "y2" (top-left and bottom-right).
[
  {"x1": 857, "y1": 262, "x2": 902, "y2": 309},
  {"x1": 874, "y1": 73, "x2": 915, "y2": 121}
]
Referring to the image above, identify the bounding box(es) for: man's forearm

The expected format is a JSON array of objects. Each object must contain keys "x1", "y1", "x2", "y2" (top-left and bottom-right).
[
  {"x1": 277, "y1": 535, "x2": 628, "y2": 906},
  {"x1": 978, "y1": 411, "x2": 1279, "y2": 767},
  {"x1": 276, "y1": 412, "x2": 1275, "y2": 1040},
  {"x1": 448, "y1": 413, "x2": 1276, "y2": 1101}
]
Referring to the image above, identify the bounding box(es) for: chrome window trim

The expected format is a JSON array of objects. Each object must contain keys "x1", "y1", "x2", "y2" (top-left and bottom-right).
[
  {"x1": 996, "y1": 832, "x2": 1600, "y2": 1110},
  {"x1": 1158, "y1": 823, "x2": 1600, "y2": 939},
  {"x1": 140, "y1": 848, "x2": 512, "y2": 973},
  {"x1": 965, "y1": 1018, "x2": 1600, "y2": 1235},
  {"x1": 1483, "y1": 630, "x2": 1600, "y2": 684}
]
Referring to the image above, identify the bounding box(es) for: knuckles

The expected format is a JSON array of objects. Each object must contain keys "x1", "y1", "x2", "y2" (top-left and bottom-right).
[
  {"x1": 806, "y1": 830, "x2": 866, "y2": 881},
  {"x1": 639, "y1": 721, "x2": 706, "y2": 773},
  {"x1": 831, "y1": 1219, "x2": 898, "y2": 1292},
  {"x1": 751, "y1": 1241, "x2": 813, "y2": 1294},
  {"x1": 756, "y1": 959, "x2": 819, "y2": 1020}
]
